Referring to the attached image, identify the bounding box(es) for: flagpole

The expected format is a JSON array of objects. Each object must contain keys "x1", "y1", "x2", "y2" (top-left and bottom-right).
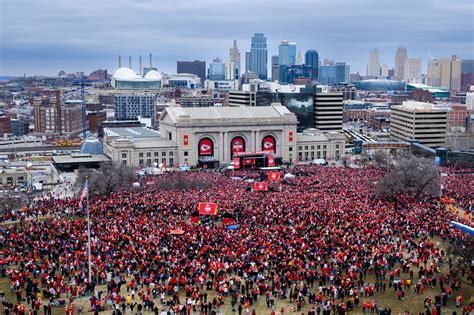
[{"x1": 86, "y1": 178, "x2": 92, "y2": 284}]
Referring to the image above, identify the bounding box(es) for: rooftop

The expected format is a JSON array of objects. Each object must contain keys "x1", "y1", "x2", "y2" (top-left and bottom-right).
[
  {"x1": 52, "y1": 154, "x2": 110, "y2": 164},
  {"x1": 104, "y1": 127, "x2": 160, "y2": 139},
  {"x1": 162, "y1": 104, "x2": 297, "y2": 123}
]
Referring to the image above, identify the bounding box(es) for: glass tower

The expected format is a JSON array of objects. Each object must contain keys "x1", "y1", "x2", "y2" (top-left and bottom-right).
[
  {"x1": 250, "y1": 33, "x2": 268, "y2": 80},
  {"x1": 305, "y1": 50, "x2": 319, "y2": 81}
]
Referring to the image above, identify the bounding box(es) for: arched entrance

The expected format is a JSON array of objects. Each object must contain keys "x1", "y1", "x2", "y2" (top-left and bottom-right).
[
  {"x1": 230, "y1": 136, "x2": 246, "y2": 160},
  {"x1": 261, "y1": 135, "x2": 276, "y2": 153},
  {"x1": 198, "y1": 137, "x2": 214, "y2": 157}
]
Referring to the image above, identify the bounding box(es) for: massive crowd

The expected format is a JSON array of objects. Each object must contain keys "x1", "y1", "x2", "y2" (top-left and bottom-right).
[{"x1": 0, "y1": 166, "x2": 473, "y2": 315}]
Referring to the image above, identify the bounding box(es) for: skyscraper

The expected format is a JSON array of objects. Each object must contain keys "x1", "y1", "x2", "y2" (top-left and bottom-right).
[
  {"x1": 250, "y1": 33, "x2": 268, "y2": 80},
  {"x1": 245, "y1": 52, "x2": 251, "y2": 73},
  {"x1": 305, "y1": 50, "x2": 319, "y2": 81},
  {"x1": 271, "y1": 55, "x2": 279, "y2": 82},
  {"x1": 427, "y1": 55, "x2": 461, "y2": 91},
  {"x1": 394, "y1": 47, "x2": 408, "y2": 80},
  {"x1": 208, "y1": 58, "x2": 226, "y2": 80},
  {"x1": 229, "y1": 40, "x2": 241, "y2": 78},
  {"x1": 278, "y1": 39, "x2": 296, "y2": 66},
  {"x1": 461, "y1": 59, "x2": 474, "y2": 91},
  {"x1": 367, "y1": 49, "x2": 381, "y2": 76},
  {"x1": 404, "y1": 58, "x2": 422, "y2": 83}
]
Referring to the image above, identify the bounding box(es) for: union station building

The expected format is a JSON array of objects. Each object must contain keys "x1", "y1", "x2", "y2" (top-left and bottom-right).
[{"x1": 104, "y1": 104, "x2": 345, "y2": 168}]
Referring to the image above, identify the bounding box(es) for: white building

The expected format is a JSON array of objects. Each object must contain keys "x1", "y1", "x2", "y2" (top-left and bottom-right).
[
  {"x1": 394, "y1": 47, "x2": 408, "y2": 80},
  {"x1": 404, "y1": 58, "x2": 422, "y2": 83},
  {"x1": 104, "y1": 105, "x2": 345, "y2": 167},
  {"x1": 390, "y1": 101, "x2": 448, "y2": 148},
  {"x1": 367, "y1": 49, "x2": 381, "y2": 76}
]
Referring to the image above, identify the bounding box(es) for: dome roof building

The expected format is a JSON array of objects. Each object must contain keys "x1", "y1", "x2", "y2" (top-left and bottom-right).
[{"x1": 112, "y1": 67, "x2": 162, "y2": 89}]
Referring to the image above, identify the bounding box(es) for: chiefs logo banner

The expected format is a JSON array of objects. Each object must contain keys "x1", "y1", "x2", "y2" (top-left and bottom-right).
[
  {"x1": 198, "y1": 138, "x2": 213, "y2": 156},
  {"x1": 268, "y1": 172, "x2": 281, "y2": 181},
  {"x1": 183, "y1": 134, "x2": 189, "y2": 146},
  {"x1": 233, "y1": 157, "x2": 240, "y2": 169},
  {"x1": 262, "y1": 136, "x2": 276, "y2": 153},
  {"x1": 253, "y1": 181, "x2": 268, "y2": 191},
  {"x1": 198, "y1": 202, "x2": 218, "y2": 215},
  {"x1": 289, "y1": 131, "x2": 294, "y2": 142},
  {"x1": 268, "y1": 155, "x2": 275, "y2": 167},
  {"x1": 231, "y1": 137, "x2": 245, "y2": 156}
]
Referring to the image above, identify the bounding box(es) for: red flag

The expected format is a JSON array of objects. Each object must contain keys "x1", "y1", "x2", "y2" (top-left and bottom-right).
[
  {"x1": 268, "y1": 155, "x2": 275, "y2": 167},
  {"x1": 233, "y1": 157, "x2": 240, "y2": 169},
  {"x1": 253, "y1": 182, "x2": 268, "y2": 191},
  {"x1": 268, "y1": 172, "x2": 280, "y2": 181},
  {"x1": 198, "y1": 202, "x2": 218, "y2": 215}
]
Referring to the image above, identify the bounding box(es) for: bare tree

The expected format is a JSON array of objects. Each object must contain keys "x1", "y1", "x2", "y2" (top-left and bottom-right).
[
  {"x1": 372, "y1": 150, "x2": 389, "y2": 169},
  {"x1": 376, "y1": 156, "x2": 440, "y2": 198},
  {"x1": 76, "y1": 161, "x2": 135, "y2": 196}
]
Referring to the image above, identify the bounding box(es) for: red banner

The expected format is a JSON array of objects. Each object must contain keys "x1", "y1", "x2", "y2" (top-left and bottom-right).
[
  {"x1": 268, "y1": 155, "x2": 275, "y2": 167},
  {"x1": 253, "y1": 182, "x2": 268, "y2": 191},
  {"x1": 268, "y1": 172, "x2": 280, "y2": 181},
  {"x1": 262, "y1": 136, "x2": 276, "y2": 153},
  {"x1": 289, "y1": 131, "x2": 294, "y2": 142},
  {"x1": 233, "y1": 157, "x2": 240, "y2": 169},
  {"x1": 231, "y1": 137, "x2": 245, "y2": 156},
  {"x1": 183, "y1": 134, "x2": 188, "y2": 146},
  {"x1": 222, "y1": 218, "x2": 234, "y2": 226},
  {"x1": 198, "y1": 138, "x2": 213, "y2": 156},
  {"x1": 198, "y1": 202, "x2": 218, "y2": 215},
  {"x1": 243, "y1": 158, "x2": 255, "y2": 165},
  {"x1": 190, "y1": 216, "x2": 200, "y2": 223}
]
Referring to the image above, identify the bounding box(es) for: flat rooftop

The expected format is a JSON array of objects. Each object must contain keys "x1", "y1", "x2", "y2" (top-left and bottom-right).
[{"x1": 104, "y1": 127, "x2": 160, "y2": 139}]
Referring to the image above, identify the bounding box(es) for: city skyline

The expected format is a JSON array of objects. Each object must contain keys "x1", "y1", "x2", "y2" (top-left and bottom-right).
[{"x1": 1, "y1": 0, "x2": 473, "y2": 76}]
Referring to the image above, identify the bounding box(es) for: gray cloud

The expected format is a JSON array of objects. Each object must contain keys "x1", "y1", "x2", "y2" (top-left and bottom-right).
[{"x1": 1, "y1": 0, "x2": 473, "y2": 75}]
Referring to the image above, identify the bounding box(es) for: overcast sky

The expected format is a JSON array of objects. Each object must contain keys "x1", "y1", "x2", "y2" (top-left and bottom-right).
[{"x1": 1, "y1": 0, "x2": 473, "y2": 76}]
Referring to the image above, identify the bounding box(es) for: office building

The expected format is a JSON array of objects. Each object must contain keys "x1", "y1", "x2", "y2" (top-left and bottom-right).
[
  {"x1": 367, "y1": 49, "x2": 381, "y2": 76},
  {"x1": 250, "y1": 33, "x2": 268, "y2": 80},
  {"x1": 165, "y1": 74, "x2": 201, "y2": 89},
  {"x1": 427, "y1": 55, "x2": 461, "y2": 91},
  {"x1": 305, "y1": 50, "x2": 319, "y2": 81},
  {"x1": 404, "y1": 58, "x2": 422, "y2": 83},
  {"x1": 332, "y1": 83, "x2": 356, "y2": 101},
  {"x1": 10, "y1": 119, "x2": 30, "y2": 136},
  {"x1": 319, "y1": 62, "x2": 349, "y2": 85},
  {"x1": 245, "y1": 52, "x2": 251, "y2": 73},
  {"x1": 279, "y1": 64, "x2": 312, "y2": 84},
  {"x1": 390, "y1": 101, "x2": 447, "y2": 148},
  {"x1": 229, "y1": 40, "x2": 241, "y2": 78},
  {"x1": 0, "y1": 116, "x2": 11, "y2": 136},
  {"x1": 314, "y1": 93, "x2": 344, "y2": 131},
  {"x1": 225, "y1": 61, "x2": 239, "y2": 80},
  {"x1": 208, "y1": 58, "x2": 226, "y2": 80},
  {"x1": 447, "y1": 105, "x2": 469, "y2": 129},
  {"x1": 271, "y1": 55, "x2": 279, "y2": 82},
  {"x1": 177, "y1": 60, "x2": 206, "y2": 84},
  {"x1": 380, "y1": 64, "x2": 388, "y2": 78},
  {"x1": 114, "y1": 94, "x2": 156, "y2": 122},
  {"x1": 33, "y1": 91, "x2": 84, "y2": 138},
  {"x1": 394, "y1": 47, "x2": 408, "y2": 80},
  {"x1": 278, "y1": 39, "x2": 296, "y2": 65},
  {"x1": 461, "y1": 59, "x2": 474, "y2": 91}
]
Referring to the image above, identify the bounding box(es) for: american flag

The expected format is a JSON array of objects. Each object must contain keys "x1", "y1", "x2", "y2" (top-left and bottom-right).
[{"x1": 79, "y1": 179, "x2": 89, "y2": 203}]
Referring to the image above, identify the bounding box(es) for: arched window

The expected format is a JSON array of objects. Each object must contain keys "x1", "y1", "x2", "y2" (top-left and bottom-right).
[
  {"x1": 230, "y1": 136, "x2": 246, "y2": 159},
  {"x1": 261, "y1": 135, "x2": 276, "y2": 153},
  {"x1": 198, "y1": 138, "x2": 214, "y2": 156}
]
